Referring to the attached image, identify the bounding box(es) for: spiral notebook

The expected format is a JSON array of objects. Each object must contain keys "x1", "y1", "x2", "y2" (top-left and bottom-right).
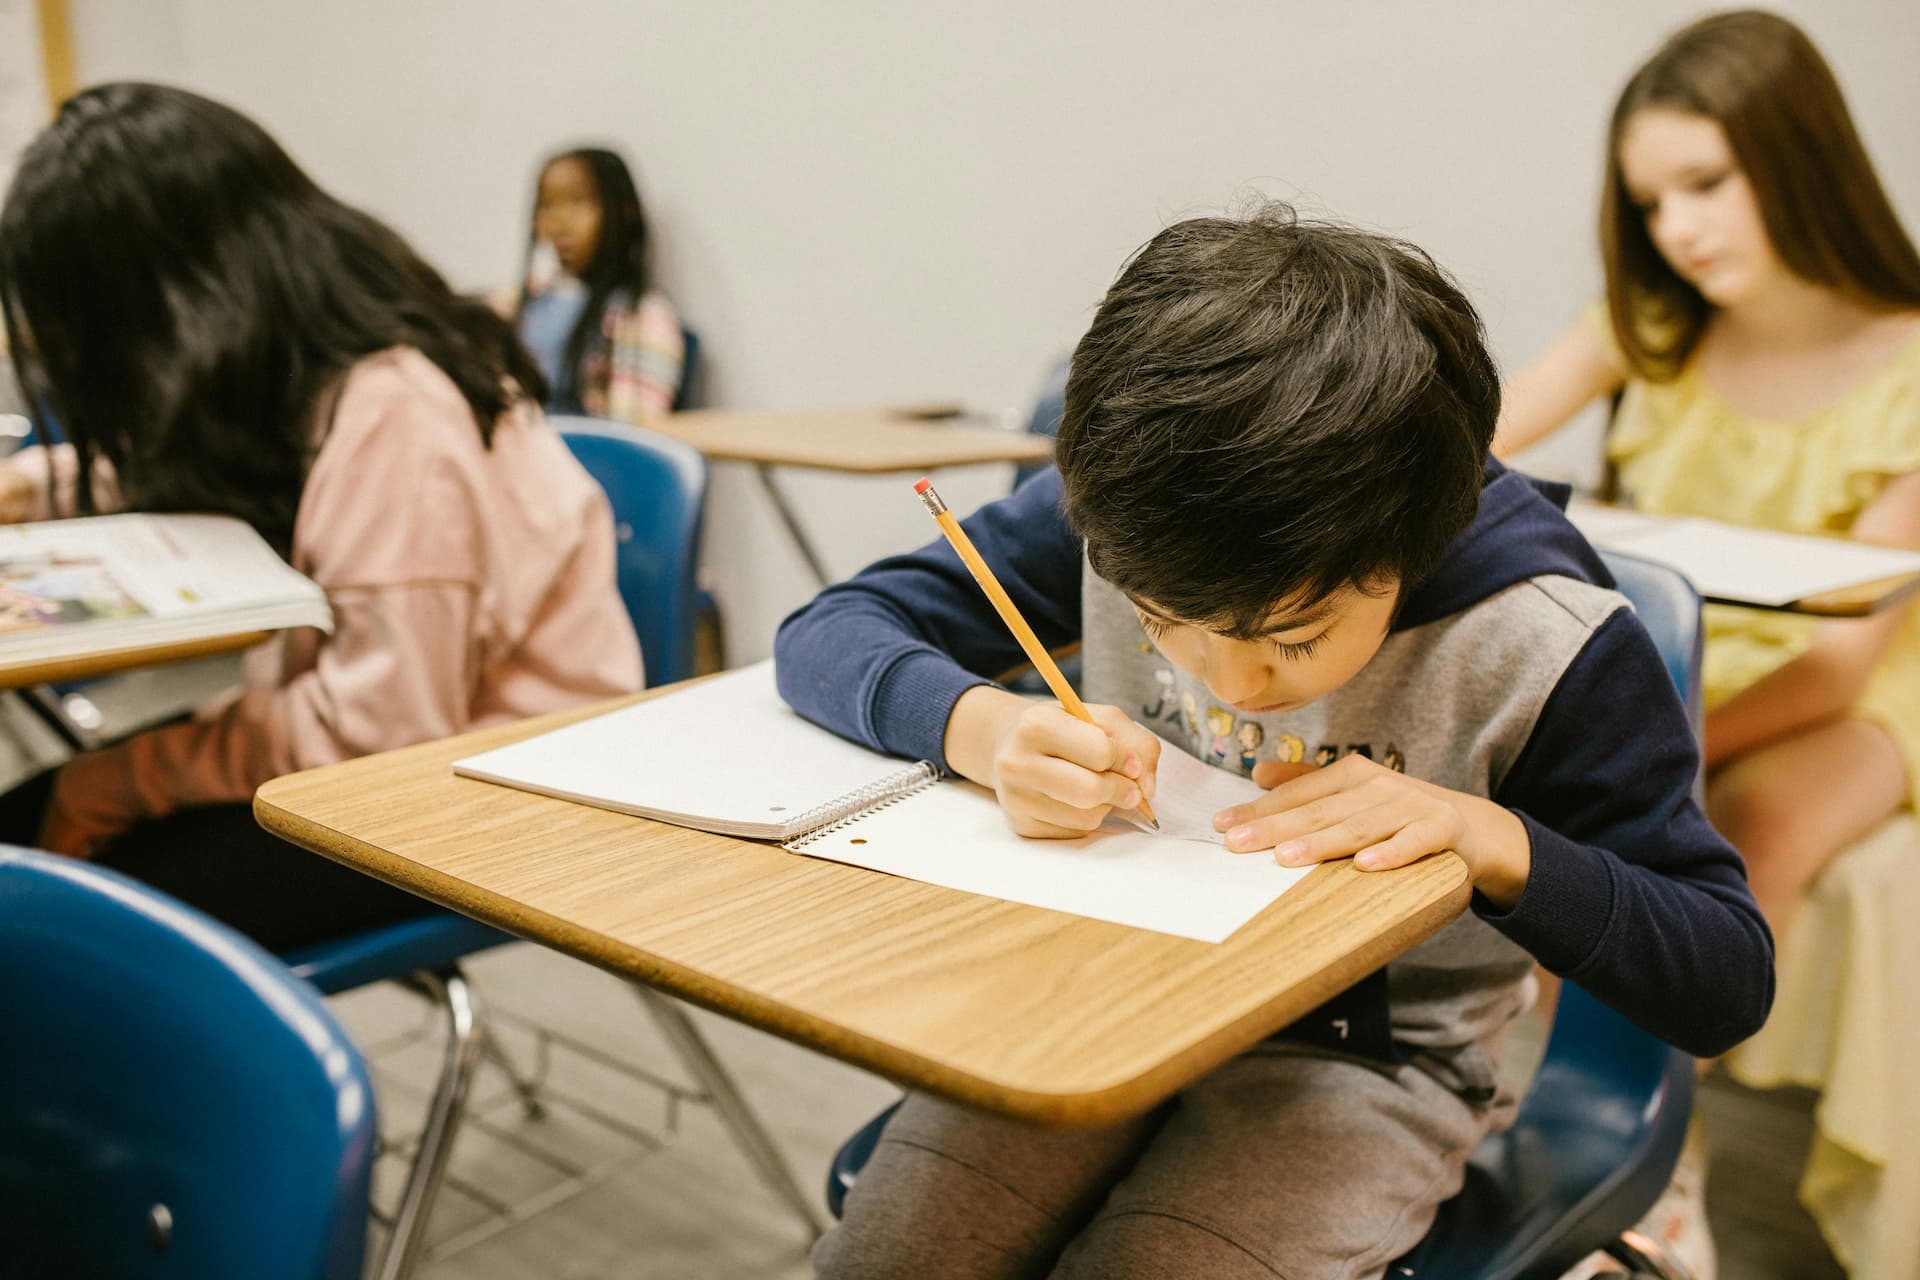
[{"x1": 452, "y1": 662, "x2": 1309, "y2": 942}]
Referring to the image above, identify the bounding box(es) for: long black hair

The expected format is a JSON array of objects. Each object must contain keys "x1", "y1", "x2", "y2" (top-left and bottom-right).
[
  {"x1": 0, "y1": 82, "x2": 546, "y2": 550},
  {"x1": 516, "y1": 148, "x2": 652, "y2": 405}
]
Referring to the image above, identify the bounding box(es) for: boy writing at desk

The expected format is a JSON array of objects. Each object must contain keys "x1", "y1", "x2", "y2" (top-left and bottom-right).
[{"x1": 776, "y1": 205, "x2": 1773, "y2": 1278}]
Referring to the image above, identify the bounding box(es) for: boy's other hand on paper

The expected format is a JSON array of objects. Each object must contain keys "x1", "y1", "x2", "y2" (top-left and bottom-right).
[
  {"x1": 1214, "y1": 753, "x2": 1532, "y2": 907},
  {"x1": 945, "y1": 684, "x2": 1161, "y2": 838}
]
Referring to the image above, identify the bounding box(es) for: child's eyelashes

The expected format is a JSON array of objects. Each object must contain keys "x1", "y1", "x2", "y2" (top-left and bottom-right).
[
  {"x1": 1269, "y1": 634, "x2": 1325, "y2": 661},
  {"x1": 1135, "y1": 610, "x2": 1325, "y2": 661}
]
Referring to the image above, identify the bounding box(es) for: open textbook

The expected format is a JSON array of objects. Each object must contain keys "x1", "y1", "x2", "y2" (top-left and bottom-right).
[
  {"x1": 453, "y1": 662, "x2": 1311, "y2": 942},
  {"x1": 0, "y1": 514, "x2": 332, "y2": 664},
  {"x1": 1566, "y1": 499, "x2": 1920, "y2": 607}
]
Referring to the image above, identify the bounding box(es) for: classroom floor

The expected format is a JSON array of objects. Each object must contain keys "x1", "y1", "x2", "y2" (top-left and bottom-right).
[{"x1": 2, "y1": 659, "x2": 1848, "y2": 1279}]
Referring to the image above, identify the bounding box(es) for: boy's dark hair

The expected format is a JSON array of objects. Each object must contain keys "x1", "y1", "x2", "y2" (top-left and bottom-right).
[{"x1": 1056, "y1": 204, "x2": 1500, "y2": 635}]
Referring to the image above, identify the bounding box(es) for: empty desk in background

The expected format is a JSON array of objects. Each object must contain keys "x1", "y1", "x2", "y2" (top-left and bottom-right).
[{"x1": 655, "y1": 406, "x2": 1053, "y2": 587}]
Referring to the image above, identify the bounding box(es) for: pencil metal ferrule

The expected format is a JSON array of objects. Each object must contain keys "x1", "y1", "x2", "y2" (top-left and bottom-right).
[{"x1": 915, "y1": 483, "x2": 949, "y2": 518}]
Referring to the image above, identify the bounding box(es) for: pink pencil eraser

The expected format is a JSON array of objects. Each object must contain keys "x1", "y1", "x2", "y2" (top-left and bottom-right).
[{"x1": 912, "y1": 477, "x2": 933, "y2": 494}]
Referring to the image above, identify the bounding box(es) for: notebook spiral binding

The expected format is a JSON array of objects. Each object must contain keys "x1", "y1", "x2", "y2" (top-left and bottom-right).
[{"x1": 785, "y1": 760, "x2": 940, "y2": 848}]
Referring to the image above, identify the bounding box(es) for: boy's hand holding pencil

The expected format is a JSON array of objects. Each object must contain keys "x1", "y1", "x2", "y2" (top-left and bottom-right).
[
  {"x1": 916, "y1": 477, "x2": 1163, "y2": 836},
  {"x1": 945, "y1": 686, "x2": 1162, "y2": 838}
]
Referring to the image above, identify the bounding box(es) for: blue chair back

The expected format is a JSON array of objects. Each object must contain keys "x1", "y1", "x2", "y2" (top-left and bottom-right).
[
  {"x1": 553, "y1": 417, "x2": 709, "y2": 688},
  {"x1": 674, "y1": 326, "x2": 703, "y2": 412},
  {"x1": 1012, "y1": 356, "x2": 1069, "y2": 491},
  {"x1": 1601, "y1": 549, "x2": 1705, "y2": 739},
  {"x1": 0, "y1": 847, "x2": 374, "y2": 1280}
]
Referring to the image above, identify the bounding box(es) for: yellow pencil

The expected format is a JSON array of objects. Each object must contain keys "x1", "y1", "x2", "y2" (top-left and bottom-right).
[{"x1": 914, "y1": 477, "x2": 1159, "y2": 830}]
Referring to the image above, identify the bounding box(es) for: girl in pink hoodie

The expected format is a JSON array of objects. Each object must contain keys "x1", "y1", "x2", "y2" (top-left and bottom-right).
[{"x1": 0, "y1": 83, "x2": 643, "y2": 949}]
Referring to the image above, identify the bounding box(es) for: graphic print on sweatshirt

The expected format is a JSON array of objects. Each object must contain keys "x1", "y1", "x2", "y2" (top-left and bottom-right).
[{"x1": 1079, "y1": 564, "x2": 1631, "y2": 1052}]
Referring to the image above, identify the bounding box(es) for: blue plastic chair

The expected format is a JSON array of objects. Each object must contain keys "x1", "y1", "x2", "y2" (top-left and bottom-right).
[
  {"x1": 0, "y1": 845, "x2": 375, "y2": 1280},
  {"x1": 553, "y1": 417, "x2": 708, "y2": 688},
  {"x1": 668, "y1": 325, "x2": 728, "y2": 664},
  {"x1": 1012, "y1": 355, "x2": 1068, "y2": 491},
  {"x1": 674, "y1": 326, "x2": 703, "y2": 413},
  {"x1": 552, "y1": 416, "x2": 825, "y2": 1237},
  {"x1": 269, "y1": 417, "x2": 713, "y2": 1279},
  {"x1": 828, "y1": 550, "x2": 1704, "y2": 1279},
  {"x1": 280, "y1": 416, "x2": 820, "y2": 1271}
]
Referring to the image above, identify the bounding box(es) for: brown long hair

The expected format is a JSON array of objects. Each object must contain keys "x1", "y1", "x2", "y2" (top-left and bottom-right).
[{"x1": 1600, "y1": 10, "x2": 1920, "y2": 379}]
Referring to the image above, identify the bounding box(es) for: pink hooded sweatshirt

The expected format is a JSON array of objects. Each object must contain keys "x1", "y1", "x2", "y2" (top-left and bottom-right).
[{"x1": 14, "y1": 348, "x2": 643, "y2": 852}]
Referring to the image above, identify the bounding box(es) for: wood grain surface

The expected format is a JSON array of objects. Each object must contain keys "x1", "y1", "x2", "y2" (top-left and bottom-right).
[
  {"x1": 256, "y1": 689, "x2": 1468, "y2": 1126},
  {"x1": 649, "y1": 407, "x2": 1053, "y2": 473},
  {"x1": 0, "y1": 630, "x2": 269, "y2": 690},
  {"x1": 1785, "y1": 569, "x2": 1920, "y2": 617}
]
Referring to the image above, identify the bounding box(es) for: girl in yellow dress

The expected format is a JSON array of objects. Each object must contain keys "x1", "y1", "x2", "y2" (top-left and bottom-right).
[
  {"x1": 1497, "y1": 10, "x2": 1920, "y2": 946},
  {"x1": 1498, "y1": 14, "x2": 1920, "y2": 1272}
]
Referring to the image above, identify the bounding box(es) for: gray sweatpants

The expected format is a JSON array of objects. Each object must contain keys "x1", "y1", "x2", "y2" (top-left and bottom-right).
[{"x1": 814, "y1": 1038, "x2": 1513, "y2": 1280}]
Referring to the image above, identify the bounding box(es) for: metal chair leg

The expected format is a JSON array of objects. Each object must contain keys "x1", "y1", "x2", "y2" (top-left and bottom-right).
[
  {"x1": 377, "y1": 967, "x2": 484, "y2": 1280},
  {"x1": 19, "y1": 684, "x2": 102, "y2": 752},
  {"x1": 478, "y1": 1021, "x2": 548, "y2": 1120},
  {"x1": 633, "y1": 986, "x2": 828, "y2": 1240}
]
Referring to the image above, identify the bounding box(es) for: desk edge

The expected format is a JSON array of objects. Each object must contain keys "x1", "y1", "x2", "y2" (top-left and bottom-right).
[{"x1": 254, "y1": 782, "x2": 1470, "y2": 1127}]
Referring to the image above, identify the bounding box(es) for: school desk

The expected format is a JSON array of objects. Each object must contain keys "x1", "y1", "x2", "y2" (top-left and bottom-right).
[
  {"x1": 0, "y1": 631, "x2": 267, "y2": 691},
  {"x1": 651, "y1": 406, "x2": 1054, "y2": 586},
  {"x1": 254, "y1": 685, "x2": 1470, "y2": 1128},
  {"x1": 1568, "y1": 500, "x2": 1920, "y2": 618},
  {"x1": 1790, "y1": 573, "x2": 1920, "y2": 618},
  {"x1": 0, "y1": 631, "x2": 268, "y2": 752}
]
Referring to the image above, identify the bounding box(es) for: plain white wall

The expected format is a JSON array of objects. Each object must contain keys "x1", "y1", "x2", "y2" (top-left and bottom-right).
[{"x1": 66, "y1": 0, "x2": 1920, "y2": 661}]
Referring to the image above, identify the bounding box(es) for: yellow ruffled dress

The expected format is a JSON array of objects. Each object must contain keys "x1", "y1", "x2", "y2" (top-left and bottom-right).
[
  {"x1": 1596, "y1": 307, "x2": 1920, "y2": 1279},
  {"x1": 1605, "y1": 317, "x2": 1920, "y2": 791}
]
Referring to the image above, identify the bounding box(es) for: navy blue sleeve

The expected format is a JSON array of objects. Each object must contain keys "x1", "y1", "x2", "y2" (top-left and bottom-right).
[
  {"x1": 773, "y1": 469, "x2": 1084, "y2": 768},
  {"x1": 1485, "y1": 608, "x2": 1774, "y2": 1058}
]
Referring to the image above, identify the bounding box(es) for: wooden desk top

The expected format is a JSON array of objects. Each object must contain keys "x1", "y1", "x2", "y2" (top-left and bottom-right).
[
  {"x1": 256, "y1": 690, "x2": 1469, "y2": 1127},
  {"x1": 1570, "y1": 500, "x2": 1920, "y2": 617},
  {"x1": 0, "y1": 630, "x2": 269, "y2": 691},
  {"x1": 1775, "y1": 570, "x2": 1920, "y2": 618},
  {"x1": 651, "y1": 406, "x2": 1054, "y2": 474}
]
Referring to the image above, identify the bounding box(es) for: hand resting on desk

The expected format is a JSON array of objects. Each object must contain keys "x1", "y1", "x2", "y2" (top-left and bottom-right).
[{"x1": 1214, "y1": 753, "x2": 1532, "y2": 909}]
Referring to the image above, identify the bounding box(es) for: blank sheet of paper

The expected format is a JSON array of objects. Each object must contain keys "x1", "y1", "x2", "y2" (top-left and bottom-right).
[{"x1": 789, "y1": 745, "x2": 1309, "y2": 943}]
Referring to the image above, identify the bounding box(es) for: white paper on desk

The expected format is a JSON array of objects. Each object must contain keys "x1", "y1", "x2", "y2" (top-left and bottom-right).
[
  {"x1": 788, "y1": 745, "x2": 1310, "y2": 943},
  {"x1": 1566, "y1": 501, "x2": 1920, "y2": 606}
]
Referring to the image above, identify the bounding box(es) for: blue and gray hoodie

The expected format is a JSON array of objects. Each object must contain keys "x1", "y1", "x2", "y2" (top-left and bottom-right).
[{"x1": 774, "y1": 463, "x2": 1774, "y2": 1062}]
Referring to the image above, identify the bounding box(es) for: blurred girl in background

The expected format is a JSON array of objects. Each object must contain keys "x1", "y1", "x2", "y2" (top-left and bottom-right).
[{"x1": 514, "y1": 148, "x2": 685, "y2": 422}]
